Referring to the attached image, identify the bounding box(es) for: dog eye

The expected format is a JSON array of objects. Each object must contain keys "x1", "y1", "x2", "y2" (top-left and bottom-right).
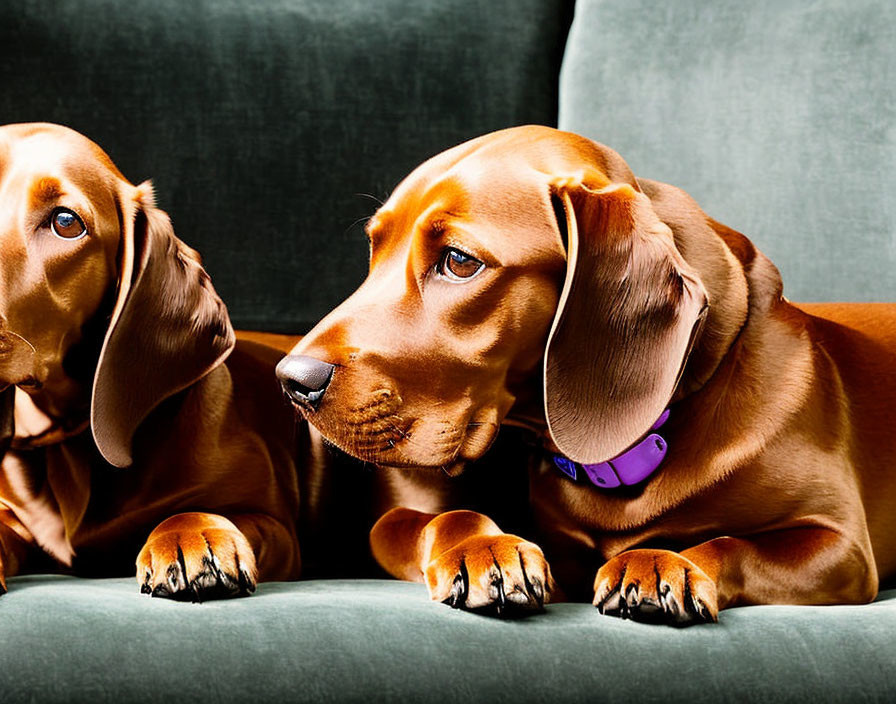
[
  {"x1": 50, "y1": 208, "x2": 87, "y2": 240},
  {"x1": 438, "y1": 248, "x2": 484, "y2": 281}
]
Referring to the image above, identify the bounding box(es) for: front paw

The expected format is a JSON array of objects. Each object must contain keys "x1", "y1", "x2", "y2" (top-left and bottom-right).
[
  {"x1": 137, "y1": 513, "x2": 257, "y2": 602},
  {"x1": 424, "y1": 534, "x2": 552, "y2": 617},
  {"x1": 593, "y1": 549, "x2": 717, "y2": 626}
]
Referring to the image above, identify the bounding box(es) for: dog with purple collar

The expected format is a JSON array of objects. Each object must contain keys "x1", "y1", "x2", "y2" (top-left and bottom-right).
[{"x1": 277, "y1": 126, "x2": 896, "y2": 626}]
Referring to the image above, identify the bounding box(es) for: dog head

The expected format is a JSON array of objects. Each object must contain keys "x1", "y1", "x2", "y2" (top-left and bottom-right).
[
  {"x1": 0, "y1": 123, "x2": 234, "y2": 466},
  {"x1": 278, "y1": 126, "x2": 707, "y2": 473}
]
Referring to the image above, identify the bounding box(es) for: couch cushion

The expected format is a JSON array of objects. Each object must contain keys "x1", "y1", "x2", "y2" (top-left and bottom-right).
[
  {"x1": 560, "y1": 0, "x2": 895, "y2": 302},
  {"x1": 0, "y1": 0, "x2": 574, "y2": 332},
  {"x1": 1, "y1": 576, "x2": 894, "y2": 702}
]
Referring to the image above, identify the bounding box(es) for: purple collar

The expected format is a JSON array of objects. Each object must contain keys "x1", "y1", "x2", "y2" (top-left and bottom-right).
[{"x1": 551, "y1": 409, "x2": 670, "y2": 489}]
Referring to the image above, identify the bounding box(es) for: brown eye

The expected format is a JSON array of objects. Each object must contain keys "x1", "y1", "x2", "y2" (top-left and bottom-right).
[
  {"x1": 438, "y1": 248, "x2": 484, "y2": 281},
  {"x1": 50, "y1": 208, "x2": 86, "y2": 240}
]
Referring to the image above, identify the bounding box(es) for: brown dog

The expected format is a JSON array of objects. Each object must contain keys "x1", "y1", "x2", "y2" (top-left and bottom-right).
[
  {"x1": 0, "y1": 122, "x2": 305, "y2": 600},
  {"x1": 277, "y1": 125, "x2": 896, "y2": 624}
]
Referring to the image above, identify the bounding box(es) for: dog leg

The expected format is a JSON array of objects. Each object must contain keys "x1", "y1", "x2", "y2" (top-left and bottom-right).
[
  {"x1": 593, "y1": 525, "x2": 877, "y2": 626},
  {"x1": 136, "y1": 512, "x2": 257, "y2": 601},
  {"x1": 371, "y1": 507, "x2": 553, "y2": 616},
  {"x1": 682, "y1": 527, "x2": 878, "y2": 609}
]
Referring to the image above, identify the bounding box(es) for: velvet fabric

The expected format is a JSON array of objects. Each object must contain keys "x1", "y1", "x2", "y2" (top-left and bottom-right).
[
  {"x1": 560, "y1": 0, "x2": 896, "y2": 302},
  {"x1": 1, "y1": 576, "x2": 895, "y2": 703},
  {"x1": 0, "y1": 0, "x2": 574, "y2": 332}
]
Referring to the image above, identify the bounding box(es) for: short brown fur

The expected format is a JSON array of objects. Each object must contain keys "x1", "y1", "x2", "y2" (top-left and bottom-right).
[
  {"x1": 0, "y1": 123, "x2": 304, "y2": 600},
  {"x1": 287, "y1": 126, "x2": 896, "y2": 624}
]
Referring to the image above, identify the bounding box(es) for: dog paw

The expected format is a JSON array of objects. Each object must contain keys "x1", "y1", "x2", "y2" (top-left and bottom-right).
[
  {"x1": 593, "y1": 549, "x2": 717, "y2": 626},
  {"x1": 136, "y1": 513, "x2": 257, "y2": 602},
  {"x1": 424, "y1": 534, "x2": 552, "y2": 617}
]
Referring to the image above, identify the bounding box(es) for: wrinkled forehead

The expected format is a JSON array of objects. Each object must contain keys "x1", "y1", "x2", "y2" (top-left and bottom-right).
[{"x1": 0, "y1": 123, "x2": 128, "y2": 200}]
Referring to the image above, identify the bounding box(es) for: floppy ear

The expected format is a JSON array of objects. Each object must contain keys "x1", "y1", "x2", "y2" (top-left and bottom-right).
[
  {"x1": 544, "y1": 179, "x2": 708, "y2": 464},
  {"x1": 91, "y1": 182, "x2": 235, "y2": 468}
]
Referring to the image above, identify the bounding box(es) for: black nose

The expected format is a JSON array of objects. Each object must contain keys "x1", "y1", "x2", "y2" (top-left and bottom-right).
[{"x1": 276, "y1": 355, "x2": 335, "y2": 412}]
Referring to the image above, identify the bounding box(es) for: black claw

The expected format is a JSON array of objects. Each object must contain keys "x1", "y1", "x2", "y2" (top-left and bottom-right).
[
  {"x1": 681, "y1": 568, "x2": 714, "y2": 624},
  {"x1": 192, "y1": 560, "x2": 219, "y2": 592},
  {"x1": 693, "y1": 598, "x2": 716, "y2": 624},
  {"x1": 530, "y1": 577, "x2": 545, "y2": 607},
  {"x1": 486, "y1": 549, "x2": 507, "y2": 616},
  {"x1": 141, "y1": 535, "x2": 256, "y2": 602},
  {"x1": 151, "y1": 583, "x2": 171, "y2": 598},
  {"x1": 597, "y1": 592, "x2": 623, "y2": 617},
  {"x1": 596, "y1": 581, "x2": 622, "y2": 615},
  {"x1": 490, "y1": 574, "x2": 506, "y2": 616},
  {"x1": 518, "y1": 550, "x2": 545, "y2": 611},
  {"x1": 443, "y1": 559, "x2": 469, "y2": 609},
  {"x1": 240, "y1": 570, "x2": 256, "y2": 595},
  {"x1": 596, "y1": 565, "x2": 627, "y2": 616},
  {"x1": 630, "y1": 596, "x2": 665, "y2": 623},
  {"x1": 661, "y1": 590, "x2": 682, "y2": 623},
  {"x1": 505, "y1": 586, "x2": 531, "y2": 607},
  {"x1": 682, "y1": 568, "x2": 696, "y2": 612},
  {"x1": 443, "y1": 574, "x2": 464, "y2": 608}
]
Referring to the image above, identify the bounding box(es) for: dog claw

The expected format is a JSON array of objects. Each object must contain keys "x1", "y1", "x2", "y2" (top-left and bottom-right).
[
  {"x1": 505, "y1": 589, "x2": 527, "y2": 604},
  {"x1": 530, "y1": 577, "x2": 545, "y2": 607},
  {"x1": 487, "y1": 562, "x2": 506, "y2": 613},
  {"x1": 137, "y1": 519, "x2": 257, "y2": 602},
  {"x1": 594, "y1": 550, "x2": 719, "y2": 626},
  {"x1": 239, "y1": 569, "x2": 257, "y2": 594},
  {"x1": 430, "y1": 535, "x2": 551, "y2": 617},
  {"x1": 443, "y1": 563, "x2": 469, "y2": 609}
]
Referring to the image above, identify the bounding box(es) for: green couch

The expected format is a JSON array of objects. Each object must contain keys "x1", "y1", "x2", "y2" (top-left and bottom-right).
[
  {"x1": 2, "y1": 1, "x2": 894, "y2": 701},
  {"x1": 2, "y1": 576, "x2": 895, "y2": 703}
]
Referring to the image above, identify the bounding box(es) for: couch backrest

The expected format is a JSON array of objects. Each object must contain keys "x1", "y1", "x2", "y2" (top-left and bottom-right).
[
  {"x1": 1, "y1": 0, "x2": 574, "y2": 332},
  {"x1": 561, "y1": 0, "x2": 895, "y2": 302}
]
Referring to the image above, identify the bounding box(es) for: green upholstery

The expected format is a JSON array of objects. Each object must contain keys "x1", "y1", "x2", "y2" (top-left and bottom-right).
[
  {"x1": 560, "y1": 0, "x2": 896, "y2": 302},
  {"x1": 2, "y1": 576, "x2": 895, "y2": 703},
  {"x1": 0, "y1": 0, "x2": 573, "y2": 332}
]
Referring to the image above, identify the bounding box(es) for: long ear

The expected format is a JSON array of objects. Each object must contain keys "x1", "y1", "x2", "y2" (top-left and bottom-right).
[
  {"x1": 544, "y1": 180, "x2": 708, "y2": 464},
  {"x1": 91, "y1": 182, "x2": 235, "y2": 467}
]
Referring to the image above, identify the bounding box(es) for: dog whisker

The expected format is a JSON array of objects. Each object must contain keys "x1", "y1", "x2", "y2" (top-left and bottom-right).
[{"x1": 355, "y1": 192, "x2": 385, "y2": 206}]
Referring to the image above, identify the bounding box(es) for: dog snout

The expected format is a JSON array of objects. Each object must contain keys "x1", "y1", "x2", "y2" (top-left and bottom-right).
[{"x1": 276, "y1": 354, "x2": 335, "y2": 412}]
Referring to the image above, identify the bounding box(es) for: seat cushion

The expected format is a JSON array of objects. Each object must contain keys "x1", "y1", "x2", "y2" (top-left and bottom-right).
[
  {"x1": 0, "y1": 0, "x2": 574, "y2": 332},
  {"x1": 1, "y1": 575, "x2": 894, "y2": 702},
  {"x1": 560, "y1": 0, "x2": 896, "y2": 302}
]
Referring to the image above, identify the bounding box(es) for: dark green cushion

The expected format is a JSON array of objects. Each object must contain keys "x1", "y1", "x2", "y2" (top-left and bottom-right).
[
  {"x1": 560, "y1": 0, "x2": 896, "y2": 302},
  {"x1": 0, "y1": 0, "x2": 573, "y2": 332},
  {"x1": 2, "y1": 576, "x2": 894, "y2": 702}
]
